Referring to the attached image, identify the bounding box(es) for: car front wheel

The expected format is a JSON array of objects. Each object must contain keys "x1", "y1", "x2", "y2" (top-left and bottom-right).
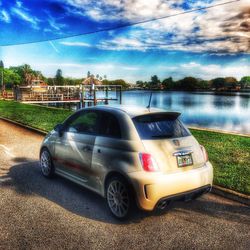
[{"x1": 40, "y1": 148, "x2": 55, "y2": 178}]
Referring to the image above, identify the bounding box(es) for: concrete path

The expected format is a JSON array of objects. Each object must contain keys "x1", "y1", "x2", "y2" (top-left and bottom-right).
[{"x1": 0, "y1": 119, "x2": 249, "y2": 249}]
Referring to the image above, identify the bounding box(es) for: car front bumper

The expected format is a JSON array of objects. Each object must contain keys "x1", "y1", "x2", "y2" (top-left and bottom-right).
[{"x1": 128, "y1": 161, "x2": 213, "y2": 211}]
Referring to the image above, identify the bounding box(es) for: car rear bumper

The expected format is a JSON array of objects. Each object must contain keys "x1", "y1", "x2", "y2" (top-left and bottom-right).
[
  {"x1": 128, "y1": 161, "x2": 213, "y2": 211},
  {"x1": 155, "y1": 184, "x2": 212, "y2": 210}
]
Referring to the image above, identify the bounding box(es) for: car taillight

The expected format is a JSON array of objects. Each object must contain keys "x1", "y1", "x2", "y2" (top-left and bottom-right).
[
  {"x1": 139, "y1": 153, "x2": 159, "y2": 172},
  {"x1": 200, "y1": 145, "x2": 208, "y2": 162}
]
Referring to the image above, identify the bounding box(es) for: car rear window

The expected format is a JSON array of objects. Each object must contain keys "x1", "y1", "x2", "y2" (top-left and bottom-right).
[{"x1": 133, "y1": 113, "x2": 191, "y2": 139}]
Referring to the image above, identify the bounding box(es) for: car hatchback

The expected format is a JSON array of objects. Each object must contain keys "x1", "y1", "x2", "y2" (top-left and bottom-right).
[{"x1": 40, "y1": 106, "x2": 213, "y2": 219}]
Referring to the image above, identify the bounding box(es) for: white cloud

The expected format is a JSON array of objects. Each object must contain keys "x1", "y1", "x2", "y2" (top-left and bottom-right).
[
  {"x1": 0, "y1": 9, "x2": 11, "y2": 23},
  {"x1": 44, "y1": 11, "x2": 67, "y2": 32},
  {"x1": 60, "y1": 41, "x2": 91, "y2": 47},
  {"x1": 99, "y1": 37, "x2": 147, "y2": 51},
  {"x1": 60, "y1": 0, "x2": 250, "y2": 54},
  {"x1": 16, "y1": 1, "x2": 23, "y2": 8},
  {"x1": 174, "y1": 62, "x2": 250, "y2": 80},
  {"x1": 11, "y1": 7, "x2": 40, "y2": 29},
  {"x1": 22, "y1": 62, "x2": 142, "y2": 80},
  {"x1": 62, "y1": 0, "x2": 183, "y2": 21},
  {"x1": 49, "y1": 41, "x2": 60, "y2": 53}
]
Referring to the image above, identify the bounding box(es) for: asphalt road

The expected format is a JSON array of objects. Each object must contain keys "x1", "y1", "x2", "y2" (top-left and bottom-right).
[{"x1": 0, "y1": 119, "x2": 249, "y2": 250}]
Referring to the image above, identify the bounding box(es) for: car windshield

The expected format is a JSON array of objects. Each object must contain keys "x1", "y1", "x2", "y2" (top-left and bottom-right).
[{"x1": 133, "y1": 113, "x2": 191, "y2": 139}]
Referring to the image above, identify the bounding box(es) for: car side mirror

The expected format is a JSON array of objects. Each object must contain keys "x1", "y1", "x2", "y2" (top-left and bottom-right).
[{"x1": 54, "y1": 124, "x2": 64, "y2": 137}]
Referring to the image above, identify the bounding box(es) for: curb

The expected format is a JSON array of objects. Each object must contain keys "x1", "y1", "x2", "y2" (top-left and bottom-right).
[
  {"x1": 0, "y1": 116, "x2": 249, "y2": 206},
  {"x1": 0, "y1": 116, "x2": 47, "y2": 136},
  {"x1": 211, "y1": 185, "x2": 250, "y2": 206},
  {"x1": 189, "y1": 126, "x2": 250, "y2": 138}
]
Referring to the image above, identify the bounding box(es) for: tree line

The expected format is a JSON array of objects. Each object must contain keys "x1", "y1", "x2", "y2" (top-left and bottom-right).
[
  {"x1": 0, "y1": 64, "x2": 130, "y2": 89},
  {"x1": 1, "y1": 63, "x2": 249, "y2": 91},
  {"x1": 136, "y1": 75, "x2": 250, "y2": 91},
  {"x1": 1, "y1": 64, "x2": 83, "y2": 88}
]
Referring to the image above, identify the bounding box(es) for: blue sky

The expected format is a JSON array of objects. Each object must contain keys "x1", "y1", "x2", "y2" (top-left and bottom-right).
[{"x1": 0, "y1": 0, "x2": 249, "y2": 82}]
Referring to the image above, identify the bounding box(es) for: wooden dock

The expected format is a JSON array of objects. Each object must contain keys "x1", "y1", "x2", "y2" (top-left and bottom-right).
[{"x1": 2, "y1": 85, "x2": 122, "y2": 108}]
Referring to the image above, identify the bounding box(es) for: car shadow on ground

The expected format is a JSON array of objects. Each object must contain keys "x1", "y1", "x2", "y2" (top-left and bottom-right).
[{"x1": 1, "y1": 160, "x2": 250, "y2": 225}]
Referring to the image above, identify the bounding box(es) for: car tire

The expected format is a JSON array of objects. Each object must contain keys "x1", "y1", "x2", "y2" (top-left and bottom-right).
[
  {"x1": 40, "y1": 148, "x2": 55, "y2": 178},
  {"x1": 106, "y1": 176, "x2": 134, "y2": 220}
]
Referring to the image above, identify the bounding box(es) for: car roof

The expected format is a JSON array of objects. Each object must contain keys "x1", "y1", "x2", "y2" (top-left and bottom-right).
[{"x1": 84, "y1": 105, "x2": 181, "y2": 118}]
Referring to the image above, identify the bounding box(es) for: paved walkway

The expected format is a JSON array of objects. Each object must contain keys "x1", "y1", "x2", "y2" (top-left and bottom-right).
[{"x1": 0, "y1": 119, "x2": 249, "y2": 249}]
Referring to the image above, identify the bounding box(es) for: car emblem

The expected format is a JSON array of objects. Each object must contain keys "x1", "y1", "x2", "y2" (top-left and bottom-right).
[{"x1": 173, "y1": 139, "x2": 180, "y2": 146}]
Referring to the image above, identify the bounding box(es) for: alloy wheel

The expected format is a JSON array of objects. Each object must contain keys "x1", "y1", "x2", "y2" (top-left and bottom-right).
[
  {"x1": 107, "y1": 180, "x2": 130, "y2": 218},
  {"x1": 40, "y1": 150, "x2": 51, "y2": 176}
]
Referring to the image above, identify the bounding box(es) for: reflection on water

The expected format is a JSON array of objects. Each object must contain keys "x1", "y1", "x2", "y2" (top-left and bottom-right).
[{"x1": 121, "y1": 91, "x2": 250, "y2": 134}]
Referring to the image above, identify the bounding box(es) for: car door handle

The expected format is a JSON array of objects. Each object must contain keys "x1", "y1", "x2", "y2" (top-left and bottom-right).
[{"x1": 82, "y1": 146, "x2": 92, "y2": 152}]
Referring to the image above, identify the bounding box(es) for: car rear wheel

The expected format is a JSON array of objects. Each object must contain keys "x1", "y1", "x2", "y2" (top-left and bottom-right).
[
  {"x1": 106, "y1": 176, "x2": 133, "y2": 220},
  {"x1": 40, "y1": 148, "x2": 55, "y2": 178}
]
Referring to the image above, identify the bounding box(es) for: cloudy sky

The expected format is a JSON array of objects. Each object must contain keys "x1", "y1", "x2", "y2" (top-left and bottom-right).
[{"x1": 0, "y1": 0, "x2": 249, "y2": 82}]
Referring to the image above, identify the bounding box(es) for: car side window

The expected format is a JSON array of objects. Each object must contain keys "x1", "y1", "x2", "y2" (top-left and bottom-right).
[
  {"x1": 99, "y1": 112, "x2": 121, "y2": 139},
  {"x1": 66, "y1": 111, "x2": 99, "y2": 134}
]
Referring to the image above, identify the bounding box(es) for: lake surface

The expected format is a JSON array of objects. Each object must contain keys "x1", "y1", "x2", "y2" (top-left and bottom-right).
[{"x1": 120, "y1": 91, "x2": 250, "y2": 135}]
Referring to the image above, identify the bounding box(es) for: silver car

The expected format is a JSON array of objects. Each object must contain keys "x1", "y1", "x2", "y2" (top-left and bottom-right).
[{"x1": 40, "y1": 105, "x2": 213, "y2": 219}]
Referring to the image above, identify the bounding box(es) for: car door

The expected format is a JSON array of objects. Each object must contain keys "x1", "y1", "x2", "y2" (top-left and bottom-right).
[
  {"x1": 54, "y1": 110, "x2": 99, "y2": 183},
  {"x1": 91, "y1": 111, "x2": 123, "y2": 192}
]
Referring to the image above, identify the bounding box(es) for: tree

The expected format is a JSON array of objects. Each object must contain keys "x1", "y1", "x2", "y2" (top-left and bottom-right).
[
  {"x1": 198, "y1": 80, "x2": 210, "y2": 90},
  {"x1": 9, "y1": 64, "x2": 41, "y2": 85},
  {"x1": 136, "y1": 80, "x2": 145, "y2": 88},
  {"x1": 64, "y1": 77, "x2": 82, "y2": 85},
  {"x1": 113, "y1": 79, "x2": 130, "y2": 89},
  {"x1": 211, "y1": 78, "x2": 226, "y2": 90},
  {"x1": 0, "y1": 60, "x2": 4, "y2": 90},
  {"x1": 150, "y1": 75, "x2": 161, "y2": 88},
  {"x1": 224, "y1": 77, "x2": 238, "y2": 89},
  {"x1": 240, "y1": 76, "x2": 250, "y2": 89},
  {"x1": 102, "y1": 79, "x2": 130, "y2": 89},
  {"x1": 179, "y1": 77, "x2": 199, "y2": 91},
  {"x1": 162, "y1": 77, "x2": 174, "y2": 90},
  {"x1": 46, "y1": 78, "x2": 55, "y2": 86},
  {"x1": 87, "y1": 71, "x2": 91, "y2": 78},
  {"x1": 3, "y1": 69, "x2": 21, "y2": 86},
  {"x1": 22, "y1": 64, "x2": 33, "y2": 85},
  {"x1": 102, "y1": 79, "x2": 109, "y2": 85},
  {"x1": 55, "y1": 69, "x2": 64, "y2": 85}
]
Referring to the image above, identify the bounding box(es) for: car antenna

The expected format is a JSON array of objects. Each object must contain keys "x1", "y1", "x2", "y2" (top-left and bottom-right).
[{"x1": 147, "y1": 92, "x2": 153, "y2": 110}]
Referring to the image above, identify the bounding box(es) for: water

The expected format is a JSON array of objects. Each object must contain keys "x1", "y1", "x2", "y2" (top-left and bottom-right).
[{"x1": 120, "y1": 91, "x2": 250, "y2": 135}]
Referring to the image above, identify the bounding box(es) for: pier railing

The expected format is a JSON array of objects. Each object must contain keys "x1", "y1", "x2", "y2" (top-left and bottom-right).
[{"x1": 1, "y1": 84, "x2": 122, "y2": 107}]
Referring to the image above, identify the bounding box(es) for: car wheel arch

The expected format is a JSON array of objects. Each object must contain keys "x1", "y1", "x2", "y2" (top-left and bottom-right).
[
  {"x1": 40, "y1": 146, "x2": 51, "y2": 156},
  {"x1": 40, "y1": 145, "x2": 55, "y2": 158},
  {"x1": 104, "y1": 171, "x2": 136, "y2": 199}
]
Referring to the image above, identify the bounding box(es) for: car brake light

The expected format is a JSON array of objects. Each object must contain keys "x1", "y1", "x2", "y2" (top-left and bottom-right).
[
  {"x1": 200, "y1": 145, "x2": 208, "y2": 162},
  {"x1": 139, "y1": 153, "x2": 159, "y2": 172}
]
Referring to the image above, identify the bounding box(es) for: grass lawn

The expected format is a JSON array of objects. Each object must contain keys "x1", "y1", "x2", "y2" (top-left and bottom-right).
[
  {"x1": 0, "y1": 100, "x2": 73, "y2": 131},
  {"x1": 191, "y1": 129, "x2": 250, "y2": 195},
  {"x1": 0, "y1": 100, "x2": 249, "y2": 195}
]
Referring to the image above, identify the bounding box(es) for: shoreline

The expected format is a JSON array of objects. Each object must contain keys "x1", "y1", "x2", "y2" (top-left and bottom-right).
[
  {"x1": 188, "y1": 126, "x2": 250, "y2": 138},
  {"x1": 125, "y1": 89, "x2": 250, "y2": 97}
]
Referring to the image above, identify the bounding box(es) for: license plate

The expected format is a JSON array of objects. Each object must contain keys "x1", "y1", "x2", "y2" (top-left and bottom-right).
[{"x1": 177, "y1": 154, "x2": 193, "y2": 167}]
